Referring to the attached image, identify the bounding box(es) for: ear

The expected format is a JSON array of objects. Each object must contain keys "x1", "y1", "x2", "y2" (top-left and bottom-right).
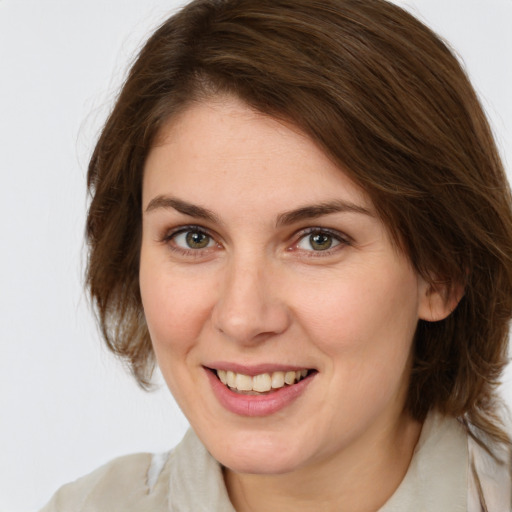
[{"x1": 418, "y1": 277, "x2": 464, "y2": 322}]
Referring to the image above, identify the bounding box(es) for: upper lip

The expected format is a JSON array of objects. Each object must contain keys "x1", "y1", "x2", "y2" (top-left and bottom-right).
[{"x1": 205, "y1": 362, "x2": 315, "y2": 376}]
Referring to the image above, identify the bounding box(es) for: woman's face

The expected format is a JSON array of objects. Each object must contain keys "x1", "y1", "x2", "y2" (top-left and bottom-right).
[{"x1": 140, "y1": 96, "x2": 437, "y2": 474}]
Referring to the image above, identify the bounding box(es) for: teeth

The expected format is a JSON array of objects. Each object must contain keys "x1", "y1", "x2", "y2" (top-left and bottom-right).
[
  {"x1": 284, "y1": 371, "x2": 296, "y2": 385},
  {"x1": 216, "y1": 369, "x2": 310, "y2": 393},
  {"x1": 235, "y1": 373, "x2": 253, "y2": 391},
  {"x1": 271, "y1": 371, "x2": 285, "y2": 389},
  {"x1": 226, "y1": 371, "x2": 236, "y2": 388},
  {"x1": 253, "y1": 373, "x2": 272, "y2": 392}
]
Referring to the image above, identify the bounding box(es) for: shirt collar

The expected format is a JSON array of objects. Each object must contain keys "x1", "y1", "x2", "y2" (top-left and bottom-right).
[
  {"x1": 378, "y1": 412, "x2": 468, "y2": 511},
  {"x1": 168, "y1": 413, "x2": 469, "y2": 512},
  {"x1": 168, "y1": 428, "x2": 235, "y2": 512}
]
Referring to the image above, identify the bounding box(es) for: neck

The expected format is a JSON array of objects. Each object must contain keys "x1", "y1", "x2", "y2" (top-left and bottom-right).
[{"x1": 224, "y1": 412, "x2": 422, "y2": 512}]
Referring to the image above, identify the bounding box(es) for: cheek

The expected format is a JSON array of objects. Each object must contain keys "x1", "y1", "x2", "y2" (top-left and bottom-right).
[
  {"x1": 292, "y1": 268, "x2": 419, "y2": 432},
  {"x1": 139, "y1": 260, "x2": 215, "y2": 357},
  {"x1": 289, "y1": 264, "x2": 420, "y2": 371}
]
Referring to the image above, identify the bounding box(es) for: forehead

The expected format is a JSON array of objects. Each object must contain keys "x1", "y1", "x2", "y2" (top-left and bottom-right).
[{"x1": 143, "y1": 97, "x2": 373, "y2": 215}]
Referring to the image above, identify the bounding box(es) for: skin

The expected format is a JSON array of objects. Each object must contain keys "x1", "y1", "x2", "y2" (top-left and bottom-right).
[{"x1": 139, "y1": 96, "x2": 454, "y2": 512}]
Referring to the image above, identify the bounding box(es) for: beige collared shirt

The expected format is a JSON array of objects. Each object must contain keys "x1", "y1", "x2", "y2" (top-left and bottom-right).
[{"x1": 40, "y1": 413, "x2": 511, "y2": 511}]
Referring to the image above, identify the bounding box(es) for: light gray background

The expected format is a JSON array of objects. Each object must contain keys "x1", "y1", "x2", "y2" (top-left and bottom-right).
[{"x1": 0, "y1": 1, "x2": 511, "y2": 511}]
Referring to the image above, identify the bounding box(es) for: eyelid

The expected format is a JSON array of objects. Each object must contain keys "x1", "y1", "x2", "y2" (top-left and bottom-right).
[
  {"x1": 290, "y1": 227, "x2": 352, "y2": 254},
  {"x1": 158, "y1": 224, "x2": 351, "y2": 258},
  {"x1": 174, "y1": 230, "x2": 216, "y2": 249},
  {"x1": 161, "y1": 224, "x2": 211, "y2": 241},
  {"x1": 160, "y1": 224, "x2": 222, "y2": 255}
]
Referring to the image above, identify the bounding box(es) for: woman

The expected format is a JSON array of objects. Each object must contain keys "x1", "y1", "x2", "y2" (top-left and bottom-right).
[{"x1": 42, "y1": 0, "x2": 512, "y2": 510}]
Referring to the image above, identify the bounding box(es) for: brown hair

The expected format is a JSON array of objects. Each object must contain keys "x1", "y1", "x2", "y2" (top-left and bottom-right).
[{"x1": 86, "y1": 0, "x2": 512, "y2": 447}]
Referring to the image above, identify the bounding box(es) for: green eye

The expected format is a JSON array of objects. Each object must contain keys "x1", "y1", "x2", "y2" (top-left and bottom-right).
[
  {"x1": 173, "y1": 230, "x2": 214, "y2": 249},
  {"x1": 309, "y1": 233, "x2": 333, "y2": 251},
  {"x1": 296, "y1": 231, "x2": 342, "y2": 252},
  {"x1": 186, "y1": 231, "x2": 210, "y2": 248}
]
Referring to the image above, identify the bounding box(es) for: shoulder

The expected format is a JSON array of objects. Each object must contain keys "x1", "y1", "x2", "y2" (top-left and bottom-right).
[
  {"x1": 39, "y1": 451, "x2": 173, "y2": 512},
  {"x1": 379, "y1": 412, "x2": 511, "y2": 511},
  {"x1": 468, "y1": 431, "x2": 512, "y2": 511}
]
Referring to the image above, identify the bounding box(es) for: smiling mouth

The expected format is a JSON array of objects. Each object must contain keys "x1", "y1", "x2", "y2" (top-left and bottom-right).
[{"x1": 210, "y1": 368, "x2": 314, "y2": 395}]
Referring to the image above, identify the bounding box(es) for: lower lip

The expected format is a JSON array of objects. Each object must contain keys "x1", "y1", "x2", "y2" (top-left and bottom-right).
[{"x1": 205, "y1": 369, "x2": 315, "y2": 417}]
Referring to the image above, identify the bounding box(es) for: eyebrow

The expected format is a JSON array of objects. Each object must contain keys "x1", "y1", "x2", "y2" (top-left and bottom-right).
[
  {"x1": 145, "y1": 195, "x2": 372, "y2": 226},
  {"x1": 145, "y1": 196, "x2": 220, "y2": 223},
  {"x1": 275, "y1": 200, "x2": 373, "y2": 227}
]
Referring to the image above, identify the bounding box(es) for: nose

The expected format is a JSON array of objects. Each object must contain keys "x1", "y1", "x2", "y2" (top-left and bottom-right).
[{"x1": 211, "y1": 256, "x2": 291, "y2": 345}]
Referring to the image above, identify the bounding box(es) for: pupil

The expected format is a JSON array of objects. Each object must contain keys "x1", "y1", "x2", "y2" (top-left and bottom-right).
[
  {"x1": 310, "y1": 233, "x2": 332, "y2": 250},
  {"x1": 186, "y1": 231, "x2": 209, "y2": 248}
]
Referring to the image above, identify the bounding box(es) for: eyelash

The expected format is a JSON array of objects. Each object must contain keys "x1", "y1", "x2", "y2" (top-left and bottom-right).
[
  {"x1": 160, "y1": 225, "x2": 351, "y2": 258},
  {"x1": 291, "y1": 227, "x2": 351, "y2": 257},
  {"x1": 161, "y1": 225, "x2": 219, "y2": 258}
]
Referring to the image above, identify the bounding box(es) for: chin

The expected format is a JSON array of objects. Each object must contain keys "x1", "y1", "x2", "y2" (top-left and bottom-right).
[
  {"x1": 208, "y1": 432, "x2": 308, "y2": 475},
  {"x1": 223, "y1": 452, "x2": 303, "y2": 475}
]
